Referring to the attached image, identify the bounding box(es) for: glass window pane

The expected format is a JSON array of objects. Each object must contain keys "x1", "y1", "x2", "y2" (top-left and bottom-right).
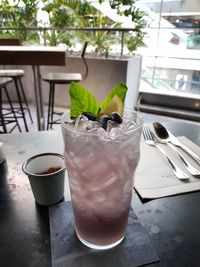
[{"x1": 138, "y1": 0, "x2": 200, "y2": 97}]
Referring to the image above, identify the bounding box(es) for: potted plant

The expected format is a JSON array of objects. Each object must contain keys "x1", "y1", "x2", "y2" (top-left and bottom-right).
[{"x1": 41, "y1": 0, "x2": 147, "y2": 56}]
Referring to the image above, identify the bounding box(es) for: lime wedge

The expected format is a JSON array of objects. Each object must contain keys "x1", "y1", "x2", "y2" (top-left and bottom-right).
[{"x1": 99, "y1": 95, "x2": 124, "y2": 116}]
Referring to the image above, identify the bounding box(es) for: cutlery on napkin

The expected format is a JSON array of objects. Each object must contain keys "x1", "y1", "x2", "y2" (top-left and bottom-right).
[
  {"x1": 135, "y1": 136, "x2": 200, "y2": 199},
  {"x1": 151, "y1": 122, "x2": 200, "y2": 177}
]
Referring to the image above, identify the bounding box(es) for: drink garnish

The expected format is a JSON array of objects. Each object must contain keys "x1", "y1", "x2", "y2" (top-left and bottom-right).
[
  {"x1": 100, "y1": 83, "x2": 127, "y2": 112},
  {"x1": 69, "y1": 82, "x2": 100, "y2": 119},
  {"x1": 69, "y1": 82, "x2": 127, "y2": 119},
  {"x1": 99, "y1": 95, "x2": 124, "y2": 117},
  {"x1": 82, "y1": 112, "x2": 97, "y2": 121}
]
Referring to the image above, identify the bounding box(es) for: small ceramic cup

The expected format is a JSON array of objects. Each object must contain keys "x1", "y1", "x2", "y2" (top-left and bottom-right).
[{"x1": 22, "y1": 153, "x2": 65, "y2": 206}]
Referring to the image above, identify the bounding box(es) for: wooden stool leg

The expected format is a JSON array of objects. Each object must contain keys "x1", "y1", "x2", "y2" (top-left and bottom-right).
[
  {"x1": 14, "y1": 78, "x2": 29, "y2": 132},
  {"x1": 4, "y1": 87, "x2": 22, "y2": 132},
  {"x1": 18, "y1": 77, "x2": 33, "y2": 123},
  {"x1": 0, "y1": 88, "x2": 7, "y2": 133}
]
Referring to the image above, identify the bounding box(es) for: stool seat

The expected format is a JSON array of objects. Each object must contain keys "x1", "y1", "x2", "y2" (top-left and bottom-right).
[
  {"x1": 42, "y1": 42, "x2": 88, "y2": 130},
  {"x1": 0, "y1": 69, "x2": 32, "y2": 131},
  {"x1": 0, "y1": 69, "x2": 24, "y2": 77},
  {"x1": 0, "y1": 77, "x2": 13, "y2": 87},
  {"x1": 0, "y1": 39, "x2": 32, "y2": 132},
  {"x1": 42, "y1": 73, "x2": 82, "y2": 84}
]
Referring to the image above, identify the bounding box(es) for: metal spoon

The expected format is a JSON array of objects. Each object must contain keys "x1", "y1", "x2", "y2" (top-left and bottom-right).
[
  {"x1": 152, "y1": 122, "x2": 200, "y2": 177},
  {"x1": 153, "y1": 123, "x2": 200, "y2": 165}
]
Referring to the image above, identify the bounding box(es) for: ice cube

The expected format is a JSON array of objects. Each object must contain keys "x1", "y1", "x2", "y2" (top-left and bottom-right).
[
  {"x1": 74, "y1": 115, "x2": 86, "y2": 128},
  {"x1": 109, "y1": 127, "x2": 121, "y2": 140},
  {"x1": 94, "y1": 193, "x2": 106, "y2": 203},
  {"x1": 106, "y1": 120, "x2": 119, "y2": 132},
  {"x1": 97, "y1": 127, "x2": 109, "y2": 141},
  {"x1": 103, "y1": 175, "x2": 117, "y2": 187},
  {"x1": 120, "y1": 121, "x2": 137, "y2": 131},
  {"x1": 73, "y1": 115, "x2": 102, "y2": 132},
  {"x1": 74, "y1": 115, "x2": 92, "y2": 130},
  {"x1": 87, "y1": 121, "x2": 101, "y2": 132}
]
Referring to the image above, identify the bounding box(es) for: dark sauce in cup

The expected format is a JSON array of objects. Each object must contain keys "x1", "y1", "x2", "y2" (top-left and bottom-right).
[{"x1": 38, "y1": 166, "x2": 62, "y2": 175}]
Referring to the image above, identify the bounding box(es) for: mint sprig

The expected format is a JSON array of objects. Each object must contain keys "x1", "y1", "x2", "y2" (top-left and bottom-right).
[
  {"x1": 69, "y1": 82, "x2": 128, "y2": 118},
  {"x1": 69, "y1": 82, "x2": 100, "y2": 118},
  {"x1": 100, "y1": 83, "x2": 128, "y2": 111}
]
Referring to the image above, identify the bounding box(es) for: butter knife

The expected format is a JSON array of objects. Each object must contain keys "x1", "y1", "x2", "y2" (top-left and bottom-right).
[{"x1": 168, "y1": 131, "x2": 200, "y2": 165}]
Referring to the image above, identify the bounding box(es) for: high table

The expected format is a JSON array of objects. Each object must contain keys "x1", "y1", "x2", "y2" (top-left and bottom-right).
[
  {"x1": 0, "y1": 46, "x2": 66, "y2": 131},
  {"x1": 0, "y1": 120, "x2": 200, "y2": 266}
]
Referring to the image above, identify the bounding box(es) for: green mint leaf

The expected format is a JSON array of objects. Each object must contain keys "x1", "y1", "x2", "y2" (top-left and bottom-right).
[
  {"x1": 100, "y1": 83, "x2": 128, "y2": 110},
  {"x1": 69, "y1": 82, "x2": 100, "y2": 118}
]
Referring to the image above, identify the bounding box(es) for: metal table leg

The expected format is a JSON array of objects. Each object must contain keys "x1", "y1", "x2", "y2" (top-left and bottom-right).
[{"x1": 32, "y1": 65, "x2": 45, "y2": 131}]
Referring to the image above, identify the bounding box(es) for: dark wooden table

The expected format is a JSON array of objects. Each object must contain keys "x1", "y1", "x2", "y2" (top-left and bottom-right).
[
  {"x1": 0, "y1": 121, "x2": 200, "y2": 266},
  {"x1": 0, "y1": 46, "x2": 66, "y2": 131}
]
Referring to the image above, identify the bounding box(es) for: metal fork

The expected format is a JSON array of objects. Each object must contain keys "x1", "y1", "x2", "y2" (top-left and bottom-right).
[
  {"x1": 160, "y1": 140, "x2": 200, "y2": 177},
  {"x1": 143, "y1": 125, "x2": 189, "y2": 180}
]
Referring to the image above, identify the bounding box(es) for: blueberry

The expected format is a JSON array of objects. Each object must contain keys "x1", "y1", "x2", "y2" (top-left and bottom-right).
[
  {"x1": 110, "y1": 112, "x2": 123, "y2": 124},
  {"x1": 82, "y1": 112, "x2": 96, "y2": 121},
  {"x1": 99, "y1": 115, "x2": 111, "y2": 130}
]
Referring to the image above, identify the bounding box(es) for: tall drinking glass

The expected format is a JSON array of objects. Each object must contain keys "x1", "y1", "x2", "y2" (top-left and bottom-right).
[{"x1": 61, "y1": 110, "x2": 143, "y2": 250}]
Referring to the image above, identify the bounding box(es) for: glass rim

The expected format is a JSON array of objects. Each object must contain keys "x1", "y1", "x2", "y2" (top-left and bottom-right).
[
  {"x1": 60, "y1": 109, "x2": 144, "y2": 136},
  {"x1": 22, "y1": 152, "x2": 65, "y2": 177}
]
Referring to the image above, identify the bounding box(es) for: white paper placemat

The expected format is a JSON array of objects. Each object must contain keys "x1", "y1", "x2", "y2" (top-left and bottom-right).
[{"x1": 134, "y1": 137, "x2": 200, "y2": 199}]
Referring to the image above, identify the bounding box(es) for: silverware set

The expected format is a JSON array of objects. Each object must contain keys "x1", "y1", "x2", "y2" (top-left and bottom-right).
[{"x1": 142, "y1": 123, "x2": 200, "y2": 180}]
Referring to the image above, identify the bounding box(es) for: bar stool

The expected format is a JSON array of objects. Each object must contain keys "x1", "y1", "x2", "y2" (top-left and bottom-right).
[
  {"x1": 0, "y1": 77, "x2": 21, "y2": 133},
  {"x1": 0, "y1": 38, "x2": 33, "y2": 132},
  {"x1": 42, "y1": 42, "x2": 88, "y2": 130},
  {"x1": 0, "y1": 69, "x2": 33, "y2": 132}
]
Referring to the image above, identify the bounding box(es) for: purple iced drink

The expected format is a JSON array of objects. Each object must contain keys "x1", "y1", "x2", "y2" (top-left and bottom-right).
[{"x1": 61, "y1": 110, "x2": 143, "y2": 249}]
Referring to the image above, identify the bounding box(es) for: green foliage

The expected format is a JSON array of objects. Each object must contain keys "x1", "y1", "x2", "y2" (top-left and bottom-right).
[
  {"x1": 69, "y1": 82, "x2": 100, "y2": 118},
  {"x1": 100, "y1": 83, "x2": 127, "y2": 110},
  {"x1": 0, "y1": 0, "x2": 40, "y2": 43},
  {"x1": 41, "y1": 0, "x2": 80, "y2": 46},
  {"x1": 126, "y1": 31, "x2": 146, "y2": 52},
  {"x1": 77, "y1": 11, "x2": 120, "y2": 56},
  {"x1": 109, "y1": 0, "x2": 148, "y2": 52},
  {"x1": 0, "y1": 0, "x2": 148, "y2": 53},
  {"x1": 40, "y1": 0, "x2": 148, "y2": 54},
  {"x1": 69, "y1": 81, "x2": 127, "y2": 118},
  {"x1": 41, "y1": 0, "x2": 120, "y2": 54}
]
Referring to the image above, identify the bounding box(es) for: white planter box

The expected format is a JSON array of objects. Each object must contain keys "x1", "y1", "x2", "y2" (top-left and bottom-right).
[{"x1": 4, "y1": 54, "x2": 142, "y2": 110}]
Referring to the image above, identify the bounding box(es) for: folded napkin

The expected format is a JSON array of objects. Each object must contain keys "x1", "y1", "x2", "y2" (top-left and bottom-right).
[{"x1": 134, "y1": 137, "x2": 200, "y2": 199}]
